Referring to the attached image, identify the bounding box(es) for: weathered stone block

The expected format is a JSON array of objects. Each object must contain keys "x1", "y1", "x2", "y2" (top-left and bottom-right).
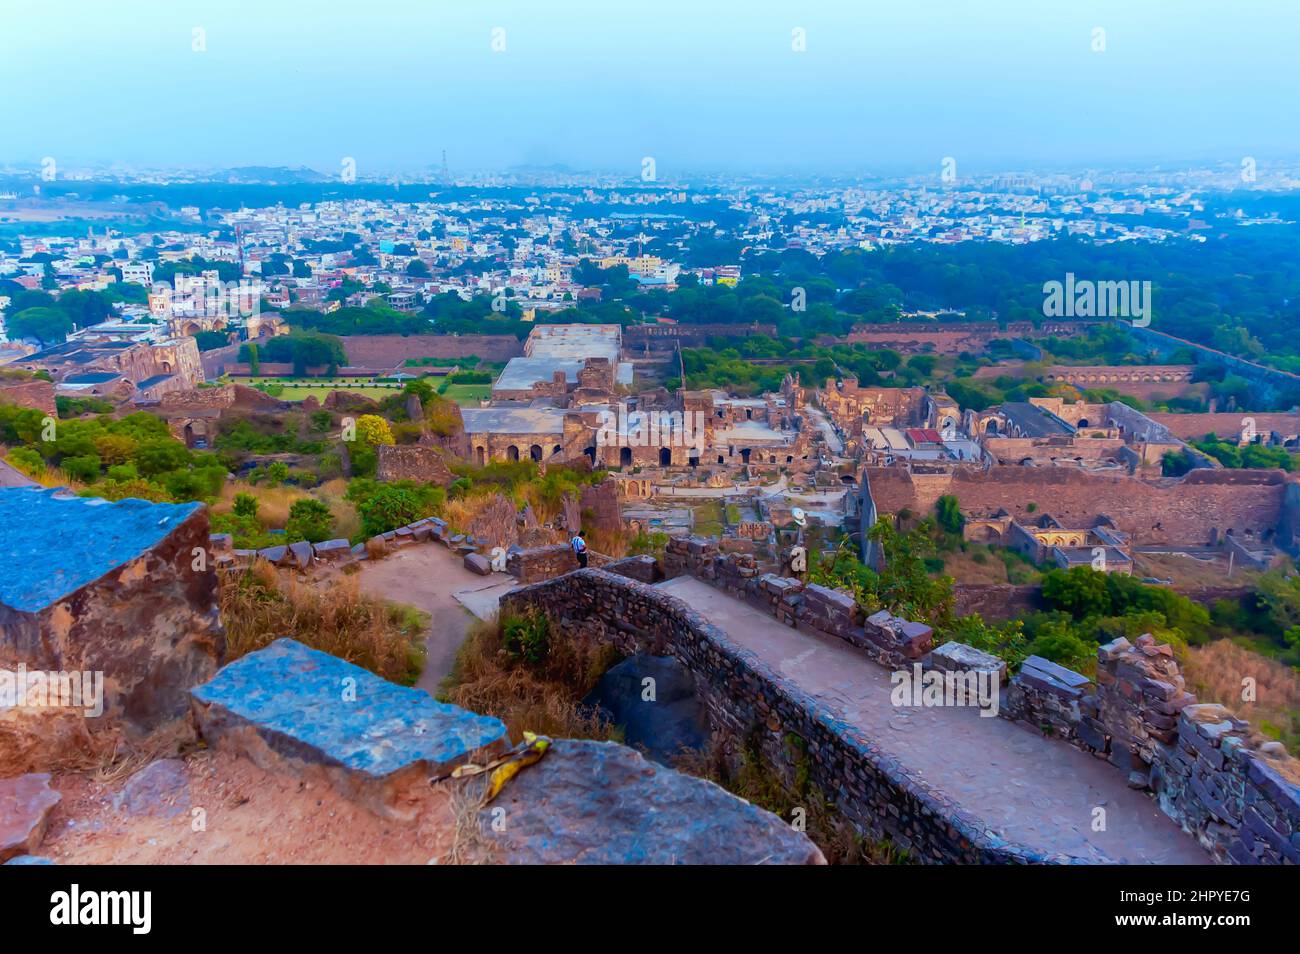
[
  {"x1": 0, "y1": 489, "x2": 224, "y2": 752},
  {"x1": 312, "y1": 539, "x2": 351, "y2": 562},
  {"x1": 191, "y1": 639, "x2": 508, "y2": 819}
]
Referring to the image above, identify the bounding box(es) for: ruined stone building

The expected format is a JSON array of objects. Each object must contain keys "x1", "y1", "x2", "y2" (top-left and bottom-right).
[
  {"x1": 461, "y1": 324, "x2": 814, "y2": 475},
  {"x1": 13, "y1": 327, "x2": 204, "y2": 401}
]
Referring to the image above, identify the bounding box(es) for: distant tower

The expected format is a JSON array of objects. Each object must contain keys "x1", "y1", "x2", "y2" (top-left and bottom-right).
[{"x1": 441, "y1": 150, "x2": 450, "y2": 183}]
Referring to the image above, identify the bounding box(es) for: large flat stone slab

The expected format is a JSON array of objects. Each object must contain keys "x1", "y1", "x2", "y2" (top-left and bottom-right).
[
  {"x1": 0, "y1": 773, "x2": 61, "y2": 862},
  {"x1": 191, "y1": 638, "x2": 508, "y2": 818},
  {"x1": 476, "y1": 739, "x2": 825, "y2": 864}
]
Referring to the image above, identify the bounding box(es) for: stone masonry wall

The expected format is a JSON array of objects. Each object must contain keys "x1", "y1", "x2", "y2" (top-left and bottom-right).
[
  {"x1": 865, "y1": 465, "x2": 1287, "y2": 546},
  {"x1": 375, "y1": 444, "x2": 455, "y2": 485},
  {"x1": 501, "y1": 568, "x2": 1061, "y2": 863},
  {"x1": 0, "y1": 379, "x2": 56, "y2": 416},
  {"x1": 1002, "y1": 634, "x2": 1300, "y2": 864}
]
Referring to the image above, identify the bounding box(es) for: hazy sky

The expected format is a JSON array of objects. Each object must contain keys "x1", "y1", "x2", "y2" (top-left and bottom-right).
[{"x1": 3, "y1": 0, "x2": 1298, "y2": 176}]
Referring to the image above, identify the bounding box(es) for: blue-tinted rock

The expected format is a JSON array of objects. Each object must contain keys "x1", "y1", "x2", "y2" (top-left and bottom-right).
[
  {"x1": 191, "y1": 638, "x2": 507, "y2": 818},
  {"x1": 0, "y1": 488, "x2": 202, "y2": 612},
  {"x1": 4, "y1": 855, "x2": 55, "y2": 865},
  {"x1": 475, "y1": 739, "x2": 824, "y2": 864}
]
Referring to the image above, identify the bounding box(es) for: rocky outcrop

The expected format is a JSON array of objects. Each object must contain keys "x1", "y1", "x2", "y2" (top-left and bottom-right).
[
  {"x1": 375, "y1": 444, "x2": 454, "y2": 485},
  {"x1": 0, "y1": 773, "x2": 60, "y2": 862},
  {"x1": 475, "y1": 739, "x2": 824, "y2": 865},
  {"x1": 0, "y1": 488, "x2": 224, "y2": 771}
]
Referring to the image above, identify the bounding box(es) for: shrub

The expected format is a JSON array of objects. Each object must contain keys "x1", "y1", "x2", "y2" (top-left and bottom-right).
[
  {"x1": 355, "y1": 414, "x2": 394, "y2": 447},
  {"x1": 6, "y1": 446, "x2": 45, "y2": 476},
  {"x1": 501, "y1": 611, "x2": 550, "y2": 664},
  {"x1": 355, "y1": 483, "x2": 437, "y2": 537},
  {"x1": 84, "y1": 478, "x2": 171, "y2": 503},
  {"x1": 134, "y1": 439, "x2": 192, "y2": 476},
  {"x1": 233, "y1": 492, "x2": 260, "y2": 519},
  {"x1": 286, "y1": 498, "x2": 334, "y2": 543},
  {"x1": 61, "y1": 454, "x2": 101, "y2": 483},
  {"x1": 92, "y1": 433, "x2": 138, "y2": 466}
]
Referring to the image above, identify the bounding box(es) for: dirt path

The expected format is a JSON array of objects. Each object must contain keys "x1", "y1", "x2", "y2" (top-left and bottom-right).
[
  {"x1": 356, "y1": 546, "x2": 503, "y2": 695},
  {"x1": 656, "y1": 575, "x2": 1210, "y2": 864}
]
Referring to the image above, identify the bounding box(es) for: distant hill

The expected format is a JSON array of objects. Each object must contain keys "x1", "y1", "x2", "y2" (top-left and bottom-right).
[{"x1": 218, "y1": 166, "x2": 332, "y2": 184}]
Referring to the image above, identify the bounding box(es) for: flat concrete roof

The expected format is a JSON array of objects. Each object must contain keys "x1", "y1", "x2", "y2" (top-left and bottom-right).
[
  {"x1": 716, "y1": 421, "x2": 789, "y2": 445},
  {"x1": 525, "y1": 323, "x2": 621, "y2": 362},
  {"x1": 461, "y1": 406, "x2": 569, "y2": 435},
  {"x1": 492, "y1": 357, "x2": 588, "y2": 394}
]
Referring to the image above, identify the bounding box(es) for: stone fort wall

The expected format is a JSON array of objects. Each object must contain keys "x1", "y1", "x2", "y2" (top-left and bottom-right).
[
  {"x1": 864, "y1": 465, "x2": 1289, "y2": 546},
  {"x1": 501, "y1": 567, "x2": 1054, "y2": 863}
]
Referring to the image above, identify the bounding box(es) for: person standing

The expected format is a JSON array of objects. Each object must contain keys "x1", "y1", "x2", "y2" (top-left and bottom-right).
[{"x1": 570, "y1": 530, "x2": 588, "y2": 568}]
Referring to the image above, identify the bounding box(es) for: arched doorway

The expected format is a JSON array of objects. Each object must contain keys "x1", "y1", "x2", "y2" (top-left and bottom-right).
[
  {"x1": 530, "y1": 444, "x2": 543, "y2": 462},
  {"x1": 507, "y1": 445, "x2": 520, "y2": 461},
  {"x1": 659, "y1": 447, "x2": 671, "y2": 466},
  {"x1": 584, "y1": 445, "x2": 596, "y2": 466},
  {"x1": 475, "y1": 446, "x2": 486, "y2": 465},
  {"x1": 620, "y1": 447, "x2": 632, "y2": 468}
]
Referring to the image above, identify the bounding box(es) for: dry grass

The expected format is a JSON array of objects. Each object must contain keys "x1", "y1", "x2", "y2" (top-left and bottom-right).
[
  {"x1": 439, "y1": 493, "x2": 495, "y2": 534},
  {"x1": 440, "y1": 616, "x2": 623, "y2": 745},
  {"x1": 315, "y1": 477, "x2": 362, "y2": 540},
  {"x1": 444, "y1": 779, "x2": 497, "y2": 865},
  {"x1": 586, "y1": 526, "x2": 631, "y2": 559},
  {"x1": 1183, "y1": 640, "x2": 1300, "y2": 750},
  {"x1": 212, "y1": 480, "x2": 311, "y2": 530},
  {"x1": 218, "y1": 560, "x2": 427, "y2": 685}
]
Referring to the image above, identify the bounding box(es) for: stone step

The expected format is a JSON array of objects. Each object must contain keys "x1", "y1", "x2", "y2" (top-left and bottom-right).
[{"x1": 190, "y1": 638, "x2": 508, "y2": 818}]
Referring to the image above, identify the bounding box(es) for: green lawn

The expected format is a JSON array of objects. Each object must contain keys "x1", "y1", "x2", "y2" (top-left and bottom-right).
[
  {"x1": 441, "y1": 383, "x2": 492, "y2": 406},
  {"x1": 239, "y1": 376, "x2": 406, "y2": 401}
]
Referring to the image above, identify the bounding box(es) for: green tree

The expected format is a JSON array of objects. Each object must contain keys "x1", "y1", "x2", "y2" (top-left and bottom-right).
[
  {"x1": 935, "y1": 495, "x2": 964, "y2": 534},
  {"x1": 286, "y1": 498, "x2": 334, "y2": 543}
]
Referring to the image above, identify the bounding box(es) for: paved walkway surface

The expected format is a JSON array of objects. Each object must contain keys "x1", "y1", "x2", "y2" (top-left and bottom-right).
[
  {"x1": 656, "y1": 575, "x2": 1210, "y2": 864},
  {"x1": 357, "y1": 546, "x2": 513, "y2": 695}
]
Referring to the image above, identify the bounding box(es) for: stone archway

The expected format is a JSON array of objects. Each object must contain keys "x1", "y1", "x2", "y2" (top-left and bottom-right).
[{"x1": 507, "y1": 445, "x2": 520, "y2": 462}]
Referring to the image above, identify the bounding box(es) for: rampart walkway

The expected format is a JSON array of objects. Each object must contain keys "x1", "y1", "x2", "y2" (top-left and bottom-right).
[{"x1": 656, "y1": 575, "x2": 1210, "y2": 863}]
